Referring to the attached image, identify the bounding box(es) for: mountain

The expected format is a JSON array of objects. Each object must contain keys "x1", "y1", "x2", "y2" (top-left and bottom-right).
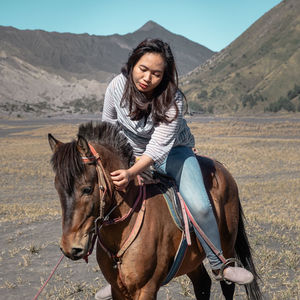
[
  {"x1": 0, "y1": 21, "x2": 214, "y2": 80},
  {"x1": 121, "y1": 21, "x2": 214, "y2": 75},
  {"x1": 181, "y1": 0, "x2": 300, "y2": 114},
  {"x1": 0, "y1": 21, "x2": 214, "y2": 117}
]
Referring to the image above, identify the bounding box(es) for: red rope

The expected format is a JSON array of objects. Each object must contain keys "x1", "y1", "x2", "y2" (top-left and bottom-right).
[{"x1": 32, "y1": 254, "x2": 64, "y2": 300}]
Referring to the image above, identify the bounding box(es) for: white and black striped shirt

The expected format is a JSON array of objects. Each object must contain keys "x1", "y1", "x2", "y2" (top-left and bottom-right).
[{"x1": 102, "y1": 73, "x2": 195, "y2": 165}]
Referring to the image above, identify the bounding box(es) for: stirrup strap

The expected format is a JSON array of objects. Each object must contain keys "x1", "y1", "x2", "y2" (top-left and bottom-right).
[
  {"x1": 182, "y1": 200, "x2": 227, "y2": 264},
  {"x1": 177, "y1": 192, "x2": 191, "y2": 246}
]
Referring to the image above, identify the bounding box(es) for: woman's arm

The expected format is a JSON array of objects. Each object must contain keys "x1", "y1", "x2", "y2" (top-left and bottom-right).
[
  {"x1": 111, "y1": 154, "x2": 154, "y2": 190},
  {"x1": 102, "y1": 77, "x2": 118, "y2": 123},
  {"x1": 111, "y1": 91, "x2": 184, "y2": 190}
]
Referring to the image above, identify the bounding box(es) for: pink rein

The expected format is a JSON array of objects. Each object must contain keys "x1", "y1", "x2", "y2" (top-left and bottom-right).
[{"x1": 32, "y1": 254, "x2": 64, "y2": 300}]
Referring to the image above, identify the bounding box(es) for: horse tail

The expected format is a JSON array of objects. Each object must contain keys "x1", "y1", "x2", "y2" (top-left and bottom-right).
[{"x1": 235, "y1": 203, "x2": 262, "y2": 300}]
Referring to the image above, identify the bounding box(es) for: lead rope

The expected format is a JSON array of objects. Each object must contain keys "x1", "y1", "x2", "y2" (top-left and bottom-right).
[{"x1": 32, "y1": 254, "x2": 64, "y2": 300}]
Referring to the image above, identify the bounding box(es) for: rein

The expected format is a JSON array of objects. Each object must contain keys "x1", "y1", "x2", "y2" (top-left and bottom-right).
[
  {"x1": 32, "y1": 254, "x2": 64, "y2": 300},
  {"x1": 81, "y1": 143, "x2": 146, "y2": 265}
]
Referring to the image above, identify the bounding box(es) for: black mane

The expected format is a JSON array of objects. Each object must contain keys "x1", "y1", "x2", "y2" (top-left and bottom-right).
[
  {"x1": 78, "y1": 121, "x2": 134, "y2": 166},
  {"x1": 51, "y1": 121, "x2": 134, "y2": 195},
  {"x1": 51, "y1": 140, "x2": 84, "y2": 195}
]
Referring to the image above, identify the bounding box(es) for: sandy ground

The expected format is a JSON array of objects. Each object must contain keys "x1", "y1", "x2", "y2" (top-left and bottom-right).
[{"x1": 0, "y1": 114, "x2": 299, "y2": 299}]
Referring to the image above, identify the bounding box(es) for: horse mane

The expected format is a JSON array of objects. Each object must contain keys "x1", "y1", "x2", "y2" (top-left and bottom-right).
[
  {"x1": 51, "y1": 140, "x2": 84, "y2": 195},
  {"x1": 51, "y1": 121, "x2": 134, "y2": 195},
  {"x1": 77, "y1": 121, "x2": 134, "y2": 166}
]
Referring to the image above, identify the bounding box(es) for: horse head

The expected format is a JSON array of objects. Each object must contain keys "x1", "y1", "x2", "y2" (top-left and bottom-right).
[
  {"x1": 48, "y1": 122, "x2": 135, "y2": 261},
  {"x1": 48, "y1": 134, "x2": 101, "y2": 260}
]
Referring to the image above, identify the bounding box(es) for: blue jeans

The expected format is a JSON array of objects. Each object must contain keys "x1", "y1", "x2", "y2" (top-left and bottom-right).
[{"x1": 155, "y1": 146, "x2": 223, "y2": 269}]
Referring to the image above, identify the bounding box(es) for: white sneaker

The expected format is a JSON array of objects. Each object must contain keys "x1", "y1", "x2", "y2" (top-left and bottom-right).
[
  {"x1": 223, "y1": 266, "x2": 254, "y2": 285},
  {"x1": 95, "y1": 284, "x2": 112, "y2": 300},
  {"x1": 213, "y1": 266, "x2": 254, "y2": 285}
]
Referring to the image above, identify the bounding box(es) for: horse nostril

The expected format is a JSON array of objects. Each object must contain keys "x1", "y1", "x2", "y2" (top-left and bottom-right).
[
  {"x1": 60, "y1": 247, "x2": 72, "y2": 259},
  {"x1": 71, "y1": 247, "x2": 84, "y2": 258},
  {"x1": 60, "y1": 247, "x2": 65, "y2": 255}
]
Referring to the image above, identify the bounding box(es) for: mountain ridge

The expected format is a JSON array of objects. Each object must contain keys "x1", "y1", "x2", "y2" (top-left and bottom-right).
[
  {"x1": 0, "y1": 21, "x2": 214, "y2": 79},
  {"x1": 181, "y1": 0, "x2": 300, "y2": 113},
  {"x1": 0, "y1": 21, "x2": 214, "y2": 117}
]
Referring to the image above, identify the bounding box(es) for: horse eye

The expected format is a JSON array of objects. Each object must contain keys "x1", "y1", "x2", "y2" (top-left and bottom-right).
[{"x1": 82, "y1": 186, "x2": 93, "y2": 195}]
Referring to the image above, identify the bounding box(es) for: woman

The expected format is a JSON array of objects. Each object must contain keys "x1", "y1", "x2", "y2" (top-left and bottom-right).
[{"x1": 96, "y1": 39, "x2": 253, "y2": 300}]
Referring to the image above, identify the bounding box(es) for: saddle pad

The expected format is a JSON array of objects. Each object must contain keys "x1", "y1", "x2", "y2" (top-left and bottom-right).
[{"x1": 141, "y1": 170, "x2": 193, "y2": 232}]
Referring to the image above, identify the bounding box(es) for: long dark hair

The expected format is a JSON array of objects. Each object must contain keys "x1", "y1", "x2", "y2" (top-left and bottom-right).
[{"x1": 121, "y1": 39, "x2": 181, "y2": 124}]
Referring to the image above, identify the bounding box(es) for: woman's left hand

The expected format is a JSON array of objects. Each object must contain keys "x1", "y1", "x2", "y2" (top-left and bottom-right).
[{"x1": 110, "y1": 169, "x2": 133, "y2": 190}]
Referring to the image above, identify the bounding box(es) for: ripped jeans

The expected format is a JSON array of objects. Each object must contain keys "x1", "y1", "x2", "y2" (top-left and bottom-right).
[{"x1": 154, "y1": 146, "x2": 223, "y2": 270}]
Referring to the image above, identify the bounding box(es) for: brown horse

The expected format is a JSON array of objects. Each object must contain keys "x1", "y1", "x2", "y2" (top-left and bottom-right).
[{"x1": 48, "y1": 121, "x2": 261, "y2": 300}]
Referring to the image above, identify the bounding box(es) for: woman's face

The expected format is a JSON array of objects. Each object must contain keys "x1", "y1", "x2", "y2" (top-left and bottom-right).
[{"x1": 132, "y1": 52, "x2": 165, "y2": 95}]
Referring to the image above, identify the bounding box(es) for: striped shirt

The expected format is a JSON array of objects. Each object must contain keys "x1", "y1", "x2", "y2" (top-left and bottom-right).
[{"x1": 102, "y1": 73, "x2": 195, "y2": 165}]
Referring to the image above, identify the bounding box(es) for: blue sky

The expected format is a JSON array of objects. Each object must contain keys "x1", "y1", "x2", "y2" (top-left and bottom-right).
[{"x1": 0, "y1": 0, "x2": 282, "y2": 51}]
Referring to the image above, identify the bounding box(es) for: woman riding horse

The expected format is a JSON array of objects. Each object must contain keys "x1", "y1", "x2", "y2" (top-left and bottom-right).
[{"x1": 95, "y1": 38, "x2": 254, "y2": 299}]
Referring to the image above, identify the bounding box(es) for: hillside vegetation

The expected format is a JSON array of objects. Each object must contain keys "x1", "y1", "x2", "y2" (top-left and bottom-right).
[{"x1": 181, "y1": 0, "x2": 300, "y2": 114}]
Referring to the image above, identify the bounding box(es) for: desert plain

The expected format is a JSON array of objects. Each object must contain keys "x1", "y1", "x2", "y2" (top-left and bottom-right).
[{"x1": 0, "y1": 114, "x2": 299, "y2": 299}]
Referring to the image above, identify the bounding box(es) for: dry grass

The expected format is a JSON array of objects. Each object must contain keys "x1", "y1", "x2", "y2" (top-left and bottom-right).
[
  {"x1": 0, "y1": 124, "x2": 77, "y2": 222},
  {"x1": 0, "y1": 117, "x2": 299, "y2": 299},
  {"x1": 191, "y1": 118, "x2": 300, "y2": 299}
]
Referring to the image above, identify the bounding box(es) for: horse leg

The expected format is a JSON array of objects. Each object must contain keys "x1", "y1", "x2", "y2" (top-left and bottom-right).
[
  {"x1": 187, "y1": 263, "x2": 211, "y2": 300},
  {"x1": 134, "y1": 289, "x2": 157, "y2": 300},
  {"x1": 220, "y1": 281, "x2": 235, "y2": 300},
  {"x1": 111, "y1": 286, "x2": 128, "y2": 300}
]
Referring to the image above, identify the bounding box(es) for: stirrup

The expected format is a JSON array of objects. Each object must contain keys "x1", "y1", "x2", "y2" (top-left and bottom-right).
[{"x1": 219, "y1": 258, "x2": 244, "y2": 285}]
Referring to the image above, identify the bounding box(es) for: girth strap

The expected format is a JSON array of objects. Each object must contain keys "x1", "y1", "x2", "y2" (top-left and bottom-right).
[{"x1": 161, "y1": 233, "x2": 188, "y2": 285}]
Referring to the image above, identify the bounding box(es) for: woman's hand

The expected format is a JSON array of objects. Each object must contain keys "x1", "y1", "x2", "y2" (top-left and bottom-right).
[
  {"x1": 110, "y1": 169, "x2": 133, "y2": 190},
  {"x1": 110, "y1": 155, "x2": 154, "y2": 191}
]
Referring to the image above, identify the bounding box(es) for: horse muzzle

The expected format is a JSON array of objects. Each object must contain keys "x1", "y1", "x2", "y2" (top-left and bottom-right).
[
  {"x1": 60, "y1": 231, "x2": 94, "y2": 261},
  {"x1": 60, "y1": 246, "x2": 85, "y2": 260}
]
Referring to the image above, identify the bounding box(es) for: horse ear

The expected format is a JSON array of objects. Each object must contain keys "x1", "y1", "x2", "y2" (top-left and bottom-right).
[
  {"x1": 48, "y1": 133, "x2": 63, "y2": 152},
  {"x1": 77, "y1": 135, "x2": 91, "y2": 156}
]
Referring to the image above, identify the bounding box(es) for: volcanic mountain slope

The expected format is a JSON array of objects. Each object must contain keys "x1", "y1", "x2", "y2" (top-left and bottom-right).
[
  {"x1": 0, "y1": 21, "x2": 214, "y2": 79},
  {"x1": 0, "y1": 21, "x2": 214, "y2": 116},
  {"x1": 181, "y1": 0, "x2": 300, "y2": 113}
]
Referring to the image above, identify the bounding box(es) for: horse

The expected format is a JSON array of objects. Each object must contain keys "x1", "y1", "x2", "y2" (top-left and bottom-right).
[{"x1": 48, "y1": 121, "x2": 261, "y2": 300}]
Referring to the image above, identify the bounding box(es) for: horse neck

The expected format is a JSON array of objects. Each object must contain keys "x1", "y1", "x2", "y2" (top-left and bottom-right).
[{"x1": 110, "y1": 177, "x2": 141, "y2": 220}]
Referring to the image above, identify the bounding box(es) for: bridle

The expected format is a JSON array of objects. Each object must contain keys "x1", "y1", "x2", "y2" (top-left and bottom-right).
[
  {"x1": 81, "y1": 143, "x2": 113, "y2": 221},
  {"x1": 81, "y1": 143, "x2": 145, "y2": 263},
  {"x1": 32, "y1": 142, "x2": 144, "y2": 298},
  {"x1": 80, "y1": 143, "x2": 115, "y2": 262}
]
